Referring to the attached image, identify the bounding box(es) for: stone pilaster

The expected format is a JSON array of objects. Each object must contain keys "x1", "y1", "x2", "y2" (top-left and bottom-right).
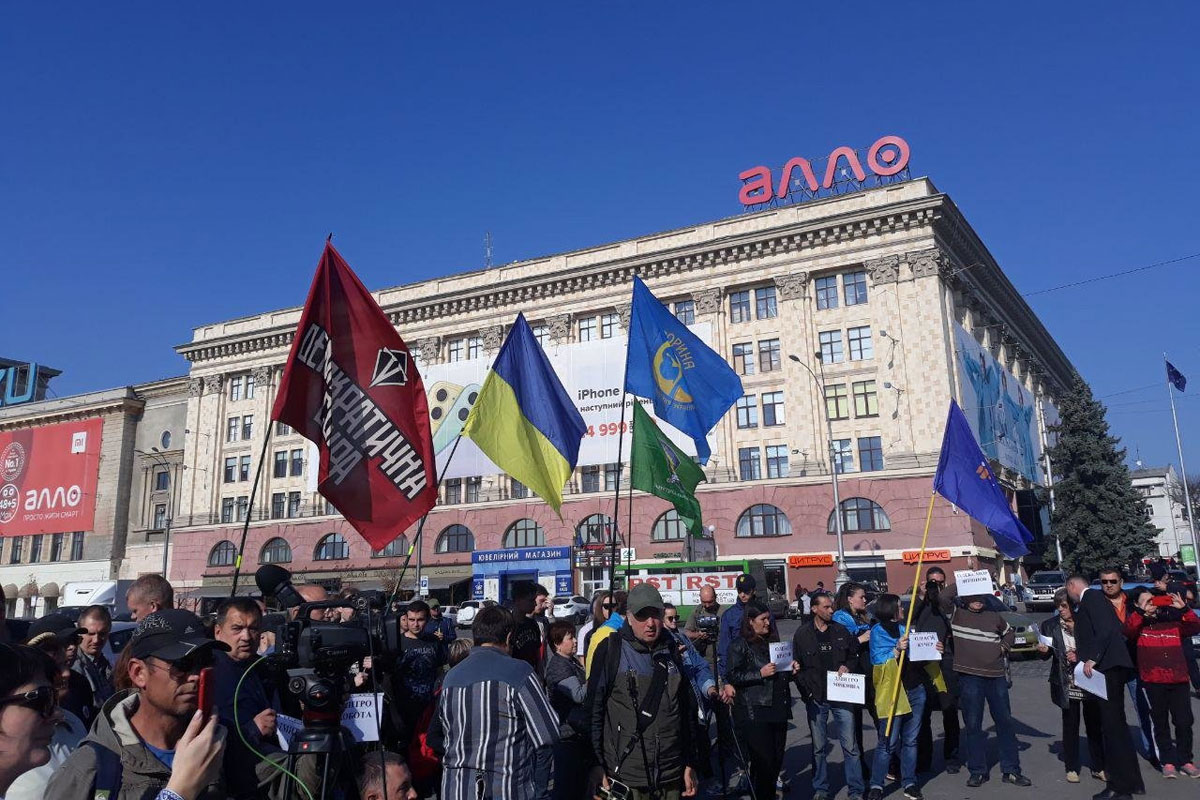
[
  {"x1": 413, "y1": 337, "x2": 442, "y2": 364},
  {"x1": 692, "y1": 288, "x2": 722, "y2": 316},
  {"x1": 864, "y1": 255, "x2": 900, "y2": 284},
  {"x1": 547, "y1": 314, "x2": 573, "y2": 344},
  {"x1": 616, "y1": 303, "x2": 632, "y2": 331},
  {"x1": 775, "y1": 272, "x2": 809, "y2": 301},
  {"x1": 481, "y1": 325, "x2": 505, "y2": 352}
]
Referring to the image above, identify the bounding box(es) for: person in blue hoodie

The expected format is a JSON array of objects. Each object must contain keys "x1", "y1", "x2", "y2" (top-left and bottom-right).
[{"x1": 834, "y1": 582, "x2": 874, "y2": 759}]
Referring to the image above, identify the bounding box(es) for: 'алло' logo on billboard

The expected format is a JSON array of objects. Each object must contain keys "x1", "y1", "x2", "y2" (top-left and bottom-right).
[{"x1": 653, "y1": 332, "x2": 695, "y2": 411}]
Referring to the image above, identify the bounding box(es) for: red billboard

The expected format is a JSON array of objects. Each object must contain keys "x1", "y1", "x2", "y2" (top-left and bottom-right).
[{"x1": 0, "y1": 418, "x2": 103, "y2": 536}]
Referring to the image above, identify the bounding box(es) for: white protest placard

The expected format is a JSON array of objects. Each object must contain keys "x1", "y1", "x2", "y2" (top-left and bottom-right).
[
  {"x1": 954, "y1": 570, "x2": 994, "y2": 597},
  {"x1": 769, "y1": 642, "x2": 793, "y2": 670},
  {"x1": 1073, "y1": 662, "x2": 1107, "y2": 700},
  {"x1": 1037, "y1": 632, "x2": 1054, "y2": 648},
  {"x1": 908, "y1": 632, "x2": 940, "y2": 662},
  {"x1": 826, "y1": 671, "x2": 866, "y2": 705},
  {"x1": 342, "y1": 693, "x2": 385, "y2": 742},
  {"x1": 275, "y1": 714, "x2": 302, "y2": 750}
]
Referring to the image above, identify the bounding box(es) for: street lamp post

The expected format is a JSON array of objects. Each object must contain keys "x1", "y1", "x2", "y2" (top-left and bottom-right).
[
  {"x1": 789, "y1": 353, "x2": 851, "y2": 589},
  {"x1": 137, "y1": 448, "x2": 174, "y2": 578}
]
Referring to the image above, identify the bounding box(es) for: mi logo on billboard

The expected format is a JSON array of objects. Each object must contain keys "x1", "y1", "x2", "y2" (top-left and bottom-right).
[{"x1": 0, "y1": 363, "x2": 39, "y2": 408}]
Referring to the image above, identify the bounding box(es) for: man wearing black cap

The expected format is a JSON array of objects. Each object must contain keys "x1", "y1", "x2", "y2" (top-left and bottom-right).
[
  {"x1": 25, "y1": 614, "x2": 95, "y2": 725},
  {"x1": 46, "y1": 609, "x2": 231, "y2": 800}
]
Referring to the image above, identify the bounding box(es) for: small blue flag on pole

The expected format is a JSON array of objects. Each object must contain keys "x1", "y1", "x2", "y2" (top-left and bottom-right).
[
  {"x1": 1167, "y1": 360, "x2": 1187, "y2": 393},
  {"x1": 625, "y1": 276, "x2": 743, "y2": 464},
  {"x1": 933, "y1": 399, "x2": 1033, "y2": 559}
]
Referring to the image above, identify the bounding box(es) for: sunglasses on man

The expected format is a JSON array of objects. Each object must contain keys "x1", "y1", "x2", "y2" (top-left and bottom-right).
[
  {"x1": 146, "y1": 649, "x2": 216, "y2": 677},
  {"x1": 0, "y1": 685, "x2": 58, "y2": 718},
  {"x1": 1100, "y1": 578, "x2": 1122, "y2": 585}
]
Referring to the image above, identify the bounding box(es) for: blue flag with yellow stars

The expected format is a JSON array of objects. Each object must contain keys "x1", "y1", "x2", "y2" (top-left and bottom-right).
[{"x1": 624, "y1": 275, "x2": 743, "y2": 464}]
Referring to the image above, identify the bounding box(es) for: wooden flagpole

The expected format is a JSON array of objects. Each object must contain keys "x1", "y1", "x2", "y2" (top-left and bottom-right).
[{"x1": 884, "y1": 491, "x2": 938, "y2": 736}]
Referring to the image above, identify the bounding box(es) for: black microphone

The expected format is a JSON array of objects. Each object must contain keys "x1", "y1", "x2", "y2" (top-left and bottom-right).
[{"x1": 255, "y1": 564, "x2": 303, "y2": 609}]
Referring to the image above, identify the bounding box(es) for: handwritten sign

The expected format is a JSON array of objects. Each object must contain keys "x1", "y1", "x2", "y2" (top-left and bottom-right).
[
  {"x1": 769, "y1": 642, "x2": 793, "y2": 670},
  {"x1": 908, "y1": 632, "x2": 940, "y2": 662},
  {"x1": 274, "y1": 694, "x2": 384, "y2": 749},
  {"x1": 827, "y1": 671, "x2": 866, "y2": 704},
  {"x1": 953, "y1": 570, "x2": 993, "y2": 598},
  {"x1": 275, "y1": 714, "x2": 303, "y2": 750}
]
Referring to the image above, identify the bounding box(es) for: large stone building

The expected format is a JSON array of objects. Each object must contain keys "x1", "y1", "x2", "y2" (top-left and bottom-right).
[
  {"x1": 168, "y1": 175, "x2": 1073, "y2": 602},
  {"x1": 1130, "y1": 465, "x2": 1196, "y2": 564}
]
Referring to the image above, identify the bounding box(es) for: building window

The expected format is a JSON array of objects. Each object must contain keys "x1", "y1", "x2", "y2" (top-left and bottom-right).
[
  {"x1": 532, "y1": 325, "x2": 550, "y2": 347},
  {"x1": 652, "y1": 509, "x2": 687, "y2": 542},
  {"x1": 832, "y1": 439, "x2": 854, "y2": 474},
  {"x1": 465, "y1": 477, "x2": 482, "y2": 503},
  {"x1": 314, "y1": 533, "x2": 350, "y2": 561},
  {"x1": 242, "y1": 415, "x2": 254, "y2": 440},
  {"x1": 762, "y1": 391, "x2": 784, "y2": 426},
  {"x1": 729, "y1": 290, "x2": 751, "y2": 323},
  {"x1": 843, "y1": 271, "x2": 868, "y2": 306},
  {"x1": 152, "y1": 504, "x2": 167, "y2": 529},
  {"x1": 818, "y1": 330, "x2": 844, "y2": 363},
  {"x1": 71, "y1": 531, "x2": 84, "y2": 561},
  {"x1": 224, "y1": 457, "x2": 237, "y2": 484},
  {"x1": 466, "y1": 336, "x2": 481, "y2": 359},
  {"x1": 9, "y1": 537, "x2": 21, "y2": 564},
  {"x1": 444, "y1": 478, "x2": 462, "y2": 504},
  {"x1": 581, "y1": 466, "x2": 601, "y2": 493},
  {"x1": 261, "y1": 537, "x2": 292, "y2": 564},
  {"x1": 504, "y1": 519, "x2": 546, "y2": 548},
  {"x1": 273, "y1": 452, "x2": 288, "y2": 479},
  {"x1": 732, "y1": 343, "x2": 755, "y2": 376},
  {"x1": 815, "y1": 275, "x2": 839, "y2": 310},
  {"x1": 758, "y1": 338, "x2": 781, "y2": 373},
  {"x1": 245, "y1": 372, "x2": 255, "y2": 399},
  {"x1": 600, "y1": 313, "x2": 619, "y2": 339},
  {"x1": 736, "y1": 395, "x2": 758, "y2": 429},
  {"x1": 576, "y1": 514, "x2": 613, "y2": 546},
  {"x1": 271, "y1": 493, "x2": 285, "y2": 519},
  {"x1": 229, "y1": 376, "x2": 243, "y2": 402},
  {"x1": 511, "y1": 478, "x2": 529, "y2": 499},
  {"x1": 853, "y1": 380, "x2": 878, "y2": 418},
  {"x1": 30, "y1": 535, "x2": 43, "y2": 563},
  {"x1": 766, "y1": 445, "x2": 789, "y2": 478},
  {"x1": 825, "y1": 384, "x2": 849, "y2": 420},
  {"x1": 859, "y1": 436, "x2": 884, "y2": 472},
  {"x1": 736, "y1": 504, "x2": 792, "y2": 537},
  {"x1": 287, "y1": 491, "x2": 301, "y2": 518},
  {"x1": 604, "y1": 463, "x2": 621, "y2": 492},
  {"x1": 755, "y1": 286, "x2": 778, "y2": 319},
  {"x1": 738, "y1": 447, "x2": 762, "y2": 481},
  {"x1": 50, "y1": 533, "x2": 64, "y2": 562},
  {"x1": 847, "y1": 326, "x2": 873, "y2": 361},
  {"x1": 373, "y1": 535, "x2": 409, "y2": 558},
  {"x1": 276, "y1": 421, "x2": 293, "y2": 436},
  {"x1": 830, "y1": 498, "x2": 891, "y2": 533},
  {"x1": 221, "y1": 498, "x2": 235, "y2": 523},
  {"x1": 154, "y1": 470, "x2": 170, "y2": 492},
  {"x1": 448, "y1": 339, "x2": 464, "y2": 362},
  {"x1": 436, "y1": 525, "x2": 475, "y2": 553},
  {"x1": 578, "y1": 316, "x2": 597, "y2": 342},
  {"x1": 235, "y1": 496, "x2": 249, "y2": 522},
  {"x1": 208, "y1": 540, "x2": 237, "y2": 567},
  {"x1": 290, "y1": 449, "x2": 304, "y2": 477},
  {"x1": 227, "y1": 417, "x2": 239, "y2": 443},
  {"x1": 239, "y1": 455, "x2": 251, "y2": 482},
  {"x1": 674, "y1": 300, "x2": 695, "y2": 325}
]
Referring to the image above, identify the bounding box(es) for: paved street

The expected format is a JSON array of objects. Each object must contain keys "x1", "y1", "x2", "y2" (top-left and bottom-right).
[{"x1": 702, "y1": 617, "x2": 1200, "y2": 799}]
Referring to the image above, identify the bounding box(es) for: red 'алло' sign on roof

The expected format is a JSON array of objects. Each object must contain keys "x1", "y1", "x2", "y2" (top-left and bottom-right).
[{"x1": 739, "y1": 135, "x2": 911, "y2": 208}]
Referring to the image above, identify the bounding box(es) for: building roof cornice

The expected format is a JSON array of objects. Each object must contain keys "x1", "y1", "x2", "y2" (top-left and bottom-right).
[{"x1": 0, "y1": 387, "x2": 144, "y2": 430}]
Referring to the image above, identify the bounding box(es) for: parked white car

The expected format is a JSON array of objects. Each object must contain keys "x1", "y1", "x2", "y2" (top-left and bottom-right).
[
  {"x1": 454, "y1": 600, "x2": 497, "y2": 629},
  {"x1": 551, "y1": 595, "x2": 590, "y2": 623}
]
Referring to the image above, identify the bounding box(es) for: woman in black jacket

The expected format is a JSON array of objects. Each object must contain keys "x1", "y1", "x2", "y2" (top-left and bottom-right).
[
  {"x1": 544, "y1": 621, "x2": 589, "y2": 800},
  {"x1": 727, "y1": 601, "x2": 798, "y2": 800},
  {"x1": 1037, "y1": 588, "x2": 1105, "y2": 783}
]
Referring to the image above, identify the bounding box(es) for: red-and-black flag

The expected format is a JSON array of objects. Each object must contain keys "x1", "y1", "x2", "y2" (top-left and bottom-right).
[{"x1": 272, "y1": 243, "x2": 437, "y2": 550}]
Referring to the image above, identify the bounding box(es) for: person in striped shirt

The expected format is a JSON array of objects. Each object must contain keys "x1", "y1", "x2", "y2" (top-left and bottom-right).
[{"x1": 428, "y1": 605, "x2": 559, "y2": 800}]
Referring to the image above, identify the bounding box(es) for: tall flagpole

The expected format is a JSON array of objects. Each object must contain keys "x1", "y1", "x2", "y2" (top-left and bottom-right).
[
  {"x1": 1165, "y1": 355, "x2": 1200, "y2": 571},
  {"x1": 608, "y1": 391, "x2": 629, "y2": 595}
]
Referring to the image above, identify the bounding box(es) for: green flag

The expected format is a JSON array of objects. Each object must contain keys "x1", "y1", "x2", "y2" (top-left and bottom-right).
[{"x1": 630, "y1": 400, "x2": 706, "y2": 536}]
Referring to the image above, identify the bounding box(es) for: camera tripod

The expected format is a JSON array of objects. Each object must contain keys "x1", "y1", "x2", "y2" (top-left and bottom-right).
[
  {"x1": 278, "y1": 712, "x2": 361, "y2": 800},
  {"x1": 708, "y1": 638, "x2": 754, "y2": 800}
]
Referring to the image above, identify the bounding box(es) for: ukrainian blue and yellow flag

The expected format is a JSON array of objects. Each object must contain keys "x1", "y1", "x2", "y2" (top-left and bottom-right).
[{"x1": 463, "y1": 313, "x2": 587, "y2": 514}]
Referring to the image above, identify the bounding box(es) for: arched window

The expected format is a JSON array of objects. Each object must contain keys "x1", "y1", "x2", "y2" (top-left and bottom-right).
[
  {"x1": 576, "y1": 514, "x2": 613, "y2": 546},
  {"x1": 314, "y1": 533, "x2": 350, "y2": 561},
  {"x1": 652, "y1": 509, "x2": 687, "y2": 542},
  {"x1": 435, "y1": 526, "x2": 474, "y2": 554},
  {"x1": 504, "y1": 519, "x2": 545, "y2": 548},
  {"x1": 373, "y1": 535, "x2": 409, "y2": 558},
  {"x1": 208, "y1": 540, "x2": 237, "y2": 567},
  {"x1": 828, "y1": 498, "x2": 892, "y2": 533},
  {"x1": 260, "y1": 537, "x2": 292, "y2": 564},
  {"x1": 736, "y1": 504, "x2": 792, "y2": 538}
]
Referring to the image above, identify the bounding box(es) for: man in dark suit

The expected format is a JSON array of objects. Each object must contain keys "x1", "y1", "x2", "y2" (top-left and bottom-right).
[{"x1": 1067, "y1": 573, "x2": 1144, "y2": 800}]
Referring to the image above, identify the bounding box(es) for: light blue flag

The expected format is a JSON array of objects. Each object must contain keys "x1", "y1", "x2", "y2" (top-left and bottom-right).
[{"x1": 624, "y1": 276, "x2": 743, "y2": 464}]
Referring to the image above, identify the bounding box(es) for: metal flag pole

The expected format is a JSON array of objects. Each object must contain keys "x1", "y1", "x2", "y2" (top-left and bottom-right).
[
  {"x1": 230, "y1": 428, "x2": 275, "y2": 596},
  {"x1": 607, "y1": 391, "x2": 630, "y2": 596},
  {"x1": 1165, "y1": 355, "x2": 1200, "y2": 572},
  {"x1": 388, "y1": 432, "x2": 464, "y2": 605}
]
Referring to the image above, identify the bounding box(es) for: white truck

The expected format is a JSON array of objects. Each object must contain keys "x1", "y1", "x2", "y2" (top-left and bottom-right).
[{"x1": 57, "y1": 580, "x2": 135, "y2": 620}]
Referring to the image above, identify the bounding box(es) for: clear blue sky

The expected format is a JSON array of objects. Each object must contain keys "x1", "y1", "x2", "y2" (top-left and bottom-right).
[{"x1": 4, "y1": 3, "x2": 1200, "y2": 471}]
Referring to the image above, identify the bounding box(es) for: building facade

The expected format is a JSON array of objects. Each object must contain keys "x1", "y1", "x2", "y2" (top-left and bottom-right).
[
  {"x1": 1130, "y1": 466, "x2": 1195, "y2": 563},
  {"x1": 168, "y1": 177, "x2": 1073, "y2": 601}
]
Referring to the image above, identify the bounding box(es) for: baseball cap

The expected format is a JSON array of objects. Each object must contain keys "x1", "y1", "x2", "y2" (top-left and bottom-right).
[
  {"x1": 129, "y1": 609, "x2": 230, "y2": 662},
  {"x1": 428, "y1": 598, "x2": 440, "y2": 609},
  {"x1": 26, "y1": 614, "x2": 86, "y2": 644},
  {"x1": 735, "y1": 574, "x2": 757, "y2": 593},
  {"x1": 627, "y1": 583, "x2": 666, "y2": 616}
]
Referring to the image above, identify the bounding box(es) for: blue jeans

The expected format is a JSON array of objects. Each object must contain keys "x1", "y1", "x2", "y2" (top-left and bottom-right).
[
  {"x1": 1128, "y1": 679, "x2": 1153, "y2": 755},
  {"x1": 959, "y1": 673, "x2": 1020, "y2": 776},
  {"x1": 871, "y1": 684, "x2": 925, "y2": 789},
  {"x1": 806, "y1": 700, "x2": 865, "y2": 797}
]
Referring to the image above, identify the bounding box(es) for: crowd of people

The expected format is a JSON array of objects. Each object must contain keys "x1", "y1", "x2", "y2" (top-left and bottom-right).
[{"x1": 0, "y1": 566, "x2": 1198, "y2": 800}]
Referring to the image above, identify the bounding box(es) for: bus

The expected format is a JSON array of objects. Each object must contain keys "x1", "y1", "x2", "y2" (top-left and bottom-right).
[{"x1": 616, "y1": 558, "x2": 788, "y2": 619}]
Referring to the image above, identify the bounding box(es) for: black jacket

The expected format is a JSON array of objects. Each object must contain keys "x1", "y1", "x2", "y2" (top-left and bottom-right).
[
  {"x1": 1074, "y1": 588, "x2": 1134, "y2": 673},
  {"x1": 726, "y1": 637, "x2": 793, "y2": 722},
  {"x1": 1039, "y1": 617, "x2": 1079, "y2": 709},
  {"x1": 791, "y1": 621, "x2": 858, "y2": 703}
]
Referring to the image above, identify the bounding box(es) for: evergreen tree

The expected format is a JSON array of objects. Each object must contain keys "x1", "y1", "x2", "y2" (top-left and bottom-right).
[{"x1": 1045, "y1": 373, "x2": 1158, "y2": 576}]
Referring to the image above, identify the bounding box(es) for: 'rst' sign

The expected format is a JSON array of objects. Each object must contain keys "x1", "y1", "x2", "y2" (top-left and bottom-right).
[{"x1": 627, "y1": 571, "x2": 740, "y2": 606}]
